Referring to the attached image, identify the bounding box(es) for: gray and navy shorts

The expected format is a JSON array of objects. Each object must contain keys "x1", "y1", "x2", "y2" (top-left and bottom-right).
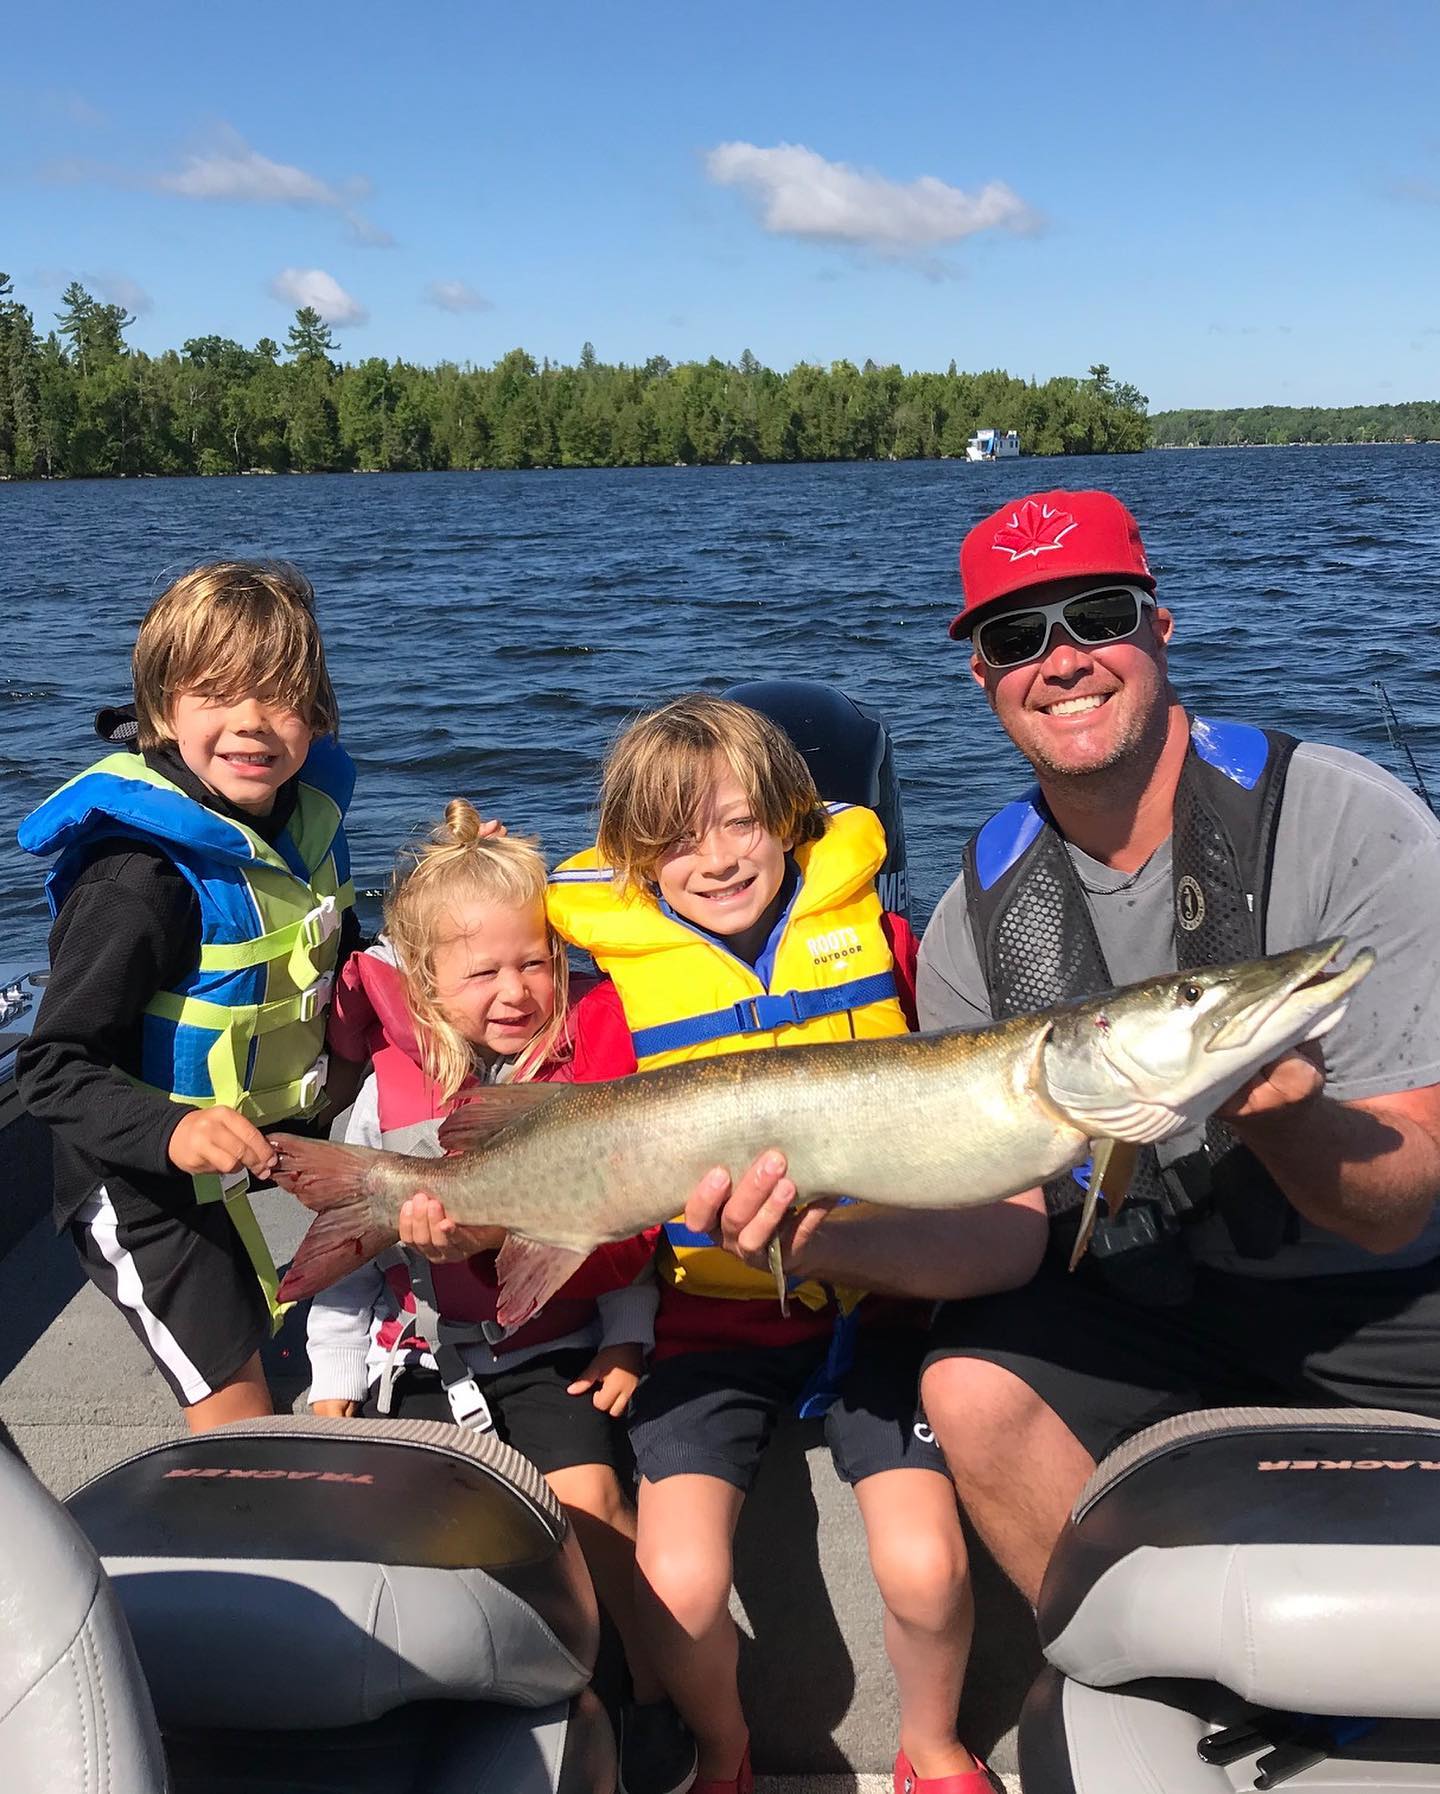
[{"x1": 628, "y1": 1325, "x2": 948, "y2": 1493}]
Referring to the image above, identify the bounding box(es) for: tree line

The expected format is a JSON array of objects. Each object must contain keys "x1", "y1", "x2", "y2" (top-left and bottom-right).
[
  {"x1": 0, "y1": 275, "x2": 1150, "y2": 478},
  {"x1": 1150, "y1": 403, "x2": 1440, "y2": 447}
]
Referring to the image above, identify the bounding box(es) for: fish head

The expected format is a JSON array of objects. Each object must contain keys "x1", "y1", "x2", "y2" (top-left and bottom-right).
[{"x1": 1040, "y1": 938, "x2": 1374, "y2": 1145}]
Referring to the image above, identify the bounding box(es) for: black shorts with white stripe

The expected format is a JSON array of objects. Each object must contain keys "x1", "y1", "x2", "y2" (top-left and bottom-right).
[{"x1": 72, "y1": 1190, "x2": 269, "y2": 1407}]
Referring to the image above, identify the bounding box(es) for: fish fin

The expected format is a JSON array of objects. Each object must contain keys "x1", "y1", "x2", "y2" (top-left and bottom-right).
[
  {"x1": 270, "y1": 1133, "x2": 387, "y2": 1207},
  {"x1": 1100, "y1": 1138, "x2": 1139, "y2": 1218},
  {"x1": 494, "y1": 1234, "x2": 591, "y2": 1328},
  {"x1": 437, "y1": 1085, "x2": 561, "y2": 1154},
  {"x1": 1067, "y1": 1138, "x2": 1112, "y2": 1273},
  {"x1": 1066, "y1": 1137, "x2": 1141, "y2": 1271},
  {"x1": 768, "y1": 1238, "x2": 789, "y2": 1317},
  {"x1": 269, "y1": 1133, "x2": 397, "y2": 1303}
]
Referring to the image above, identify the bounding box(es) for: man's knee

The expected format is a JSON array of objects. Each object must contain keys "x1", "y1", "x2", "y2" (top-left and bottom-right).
[{"x1": 922, "y1": 1355, "x2": 1051, "y2": 1479}]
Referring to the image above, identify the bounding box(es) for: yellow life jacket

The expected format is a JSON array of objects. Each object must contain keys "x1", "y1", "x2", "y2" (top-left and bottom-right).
[{"x1": 548, "y1": 804, "x2": 907, "y2": 1307}]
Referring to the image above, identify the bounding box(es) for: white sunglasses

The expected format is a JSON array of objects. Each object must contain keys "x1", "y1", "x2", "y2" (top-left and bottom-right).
[{"x1": 973, "y1": 585, "x2": 1156, "y2": 670}]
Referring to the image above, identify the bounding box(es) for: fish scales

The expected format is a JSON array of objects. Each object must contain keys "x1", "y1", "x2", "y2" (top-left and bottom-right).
[
  {"x1": 269, "y1": 939, "x2": 1373, "y2": 1311},
  {"x1": 376, "y1": 1016, "x2": 1081, "y2": 1252}
]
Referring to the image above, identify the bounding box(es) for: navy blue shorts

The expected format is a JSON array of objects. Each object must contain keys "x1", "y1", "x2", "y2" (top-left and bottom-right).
[
  {"x1": 628, "y1": 1326, "x2": 948, "y2": 1493},
  {"x1": 363, "y1": 1351, "x2": 629, "y2": 1477}
]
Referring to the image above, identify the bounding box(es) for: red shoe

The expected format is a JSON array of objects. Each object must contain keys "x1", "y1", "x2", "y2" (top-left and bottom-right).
[
  {"x1": 691, "y1": 1744, "x2": 753, "y2": 1794},
  {"x1": 894, "y1": 1745, "x2": 1005, "y2": 1794}
]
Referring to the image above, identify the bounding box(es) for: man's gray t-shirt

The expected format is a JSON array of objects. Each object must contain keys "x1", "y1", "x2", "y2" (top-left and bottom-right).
[{"x1": 917, "y1": 742, "x2": 1440, "y2": 1277}]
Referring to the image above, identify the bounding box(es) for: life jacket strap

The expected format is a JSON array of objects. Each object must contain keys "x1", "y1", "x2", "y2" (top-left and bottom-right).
[
  {"x1": 146, "y1": 1050, "x2": 329, "y2": 1121},
  {"x1": 630, "y1": 968, "x2": 898, "y2": 1059},
  {"x1": 403, "y1": 1250, "x2": 496, "y2": 1432},
  {"x1": 196, "y1": 886, "x2": 352, "y2": 987},
  {"x1": 188, "y1": 1169, "x2": 287, "y2": 1326}
]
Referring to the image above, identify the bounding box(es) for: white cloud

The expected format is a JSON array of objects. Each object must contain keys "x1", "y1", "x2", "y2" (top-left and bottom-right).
[
  {"x1": 425, "y1": 279, "x2": 493, "y2": 313},
  {"x1": 348, "y1": 212, "x2": 396, "y2": 248},
  {"x1": 92, "y1": 272, "x2": 153, "y2": 316},
  {"x1": 269, "y1": 268, "x2": 367, "y2": 326},
  {"x1": 704, "y1": 141, "x2": 1038, "y2": 253},
  {"x1": 148, "y1": 127, "x2": 390, "y2": 244},
  {"x1": 28, "y1": 266, "x2": 152, "y2": 315}
]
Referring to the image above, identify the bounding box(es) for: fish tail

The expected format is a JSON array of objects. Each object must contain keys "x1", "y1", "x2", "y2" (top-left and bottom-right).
[{"x1": 269, "y1": 1134, "x2": 397, "y2": 1303}]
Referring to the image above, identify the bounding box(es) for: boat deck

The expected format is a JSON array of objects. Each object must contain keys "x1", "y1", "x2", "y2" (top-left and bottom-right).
[{"x1": 0, "y1": 1149, "x2": 1032, "y2": 1788}]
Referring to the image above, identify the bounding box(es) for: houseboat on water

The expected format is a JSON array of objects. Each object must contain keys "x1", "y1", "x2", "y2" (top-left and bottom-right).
[{"x1": 965, "y1": 427, "x2": 1020, "y2": 461}]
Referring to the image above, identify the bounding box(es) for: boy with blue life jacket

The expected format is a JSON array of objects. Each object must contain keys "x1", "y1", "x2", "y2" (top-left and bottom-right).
[
  {"x1": 16, "y1": 563, "x2": 357, "y2": 1433},
  {"x1": 543, "y1": 695, "x2": 987, "y2": 1794}
]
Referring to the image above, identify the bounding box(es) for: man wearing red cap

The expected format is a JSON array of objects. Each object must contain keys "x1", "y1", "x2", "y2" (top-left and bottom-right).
[{"x1": 685, "y1": 487, "x2": 1440, "y2": 1780}]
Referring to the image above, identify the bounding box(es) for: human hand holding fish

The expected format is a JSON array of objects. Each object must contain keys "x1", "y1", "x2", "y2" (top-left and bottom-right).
[
  {"x1": 683, "y1": 1154, "x2": 839, "y2": 1273},
  {"x1": 397, "y1": 1192, "x2": 507, "y2": 1264},
  {"x1": 268, "y1": 940, "x2": 1371, "y2": 1325},
  {"x1": 1215, "y1": 1041, "x2": 1326, "y2": 1122}
]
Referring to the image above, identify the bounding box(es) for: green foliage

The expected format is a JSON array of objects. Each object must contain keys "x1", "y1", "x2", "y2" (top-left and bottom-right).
[
  {"x1": 1149, "y1": 404, "x2": 1440, "y2": 447},
  {"x1": 0, "y1": 276, "x2": 1155, "y2": 480}
]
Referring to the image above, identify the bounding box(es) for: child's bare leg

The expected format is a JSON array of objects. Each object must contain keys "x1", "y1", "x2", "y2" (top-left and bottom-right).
[
  {"x1": 635, "y1": 1472, "x2": 748, "y2": 1780},
  {"x1": 854, "y1": 1467, "x2": 976, "y2": 1778},
  {"x1": 546, "y1": 1462, "x2": 663, "y2": 1704},
  {"x1": 183, "y1": 1350, "x2": 272, "y2": 1433}
]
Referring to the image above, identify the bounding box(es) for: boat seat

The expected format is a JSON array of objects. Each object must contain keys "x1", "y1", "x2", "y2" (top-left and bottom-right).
[
  {"x1": 0, "y1": 1441, "x2": 166, "y2": 1792},
  {"x1": 1020, "y1": 1407, "x2": 1440, "y2": 1794},
  {"x1": 64, "y1": 1416, "x2": 613, "y2": 1792}
]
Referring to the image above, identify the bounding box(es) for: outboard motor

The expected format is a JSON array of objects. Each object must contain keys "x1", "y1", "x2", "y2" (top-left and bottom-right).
[
  {"x1": 59, "y1": 1416, "x2": 616, "y2": 1792},
  {"x1": 725, "y1": 680, "x2": 910, "y2": 923},
  {"x1": 1019, "y1": 1407, "x2": 1440, "y2": 1793}
]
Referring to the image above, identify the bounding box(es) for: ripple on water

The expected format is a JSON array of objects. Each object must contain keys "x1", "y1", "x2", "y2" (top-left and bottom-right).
[{"x1": 2, "y1": 445, "x2": 1438, "y2": 939}]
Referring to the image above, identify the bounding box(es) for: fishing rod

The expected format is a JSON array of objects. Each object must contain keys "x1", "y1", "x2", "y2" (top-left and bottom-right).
[{"x1": 1373, "y1": 680, "x2": 1436, "y2": 816}]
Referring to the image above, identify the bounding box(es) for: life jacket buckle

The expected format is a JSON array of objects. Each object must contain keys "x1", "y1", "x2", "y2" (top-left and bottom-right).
[
  {"x1": 296, "y1": 971, "x2": 335, "y2": 1024},
  {"x1": 446, "y1": 1375, "x2": 494, "y2": 1432},
  {"x1": 301, "y1": 895, "x2": 340, "y2": 950},
  {"x1": 219, "y1": 1168, "x2": 250, "y2": 1196},
  {"x1": 293, "y1": 1053, "x2": 329, "y2": 1114},
  {"x1": 732, "y1": 991, "x2": 802, "y2": 1034},
  {"x1": 733, "y1": 996, "x2": 763, "y2": 1033}
]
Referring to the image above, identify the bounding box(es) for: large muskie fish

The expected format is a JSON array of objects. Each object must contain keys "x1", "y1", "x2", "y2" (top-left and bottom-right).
[{"x1": 271, "y1": 938, "x2": 1370, "y2": 1322}]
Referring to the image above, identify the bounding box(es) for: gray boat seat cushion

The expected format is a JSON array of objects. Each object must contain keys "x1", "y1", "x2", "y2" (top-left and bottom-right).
[
  {"x1": 1038, "y1": 1407, "x2": 1440, "y2": 1719},
  {"x1": 0, "y1": 1443, "x2": 166, "y2": 1792},
  {"x1": 1019, "y1": 1667, "x2": 1440, "y2": 1794},
  {"x1": 65, "y1": 1416, "x2": 599, "y2": 1732}
]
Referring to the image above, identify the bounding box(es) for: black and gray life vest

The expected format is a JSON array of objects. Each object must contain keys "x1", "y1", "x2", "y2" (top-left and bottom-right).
[{"x1": 964, "y1": 716, "x2": 1299, "y2": 1297}]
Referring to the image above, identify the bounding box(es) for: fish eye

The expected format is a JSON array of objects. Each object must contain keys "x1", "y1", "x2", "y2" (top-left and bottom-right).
[{"x1": 1178, "y1": 981, "x2": 1204, "y2": 1006}]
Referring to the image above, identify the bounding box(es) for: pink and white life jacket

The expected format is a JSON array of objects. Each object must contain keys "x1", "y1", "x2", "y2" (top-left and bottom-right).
[{"x1": 329, "y1": 945, "x2": 656, "y2": 1362}]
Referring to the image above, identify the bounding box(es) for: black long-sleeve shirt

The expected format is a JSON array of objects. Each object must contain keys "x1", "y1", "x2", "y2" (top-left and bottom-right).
[{"x1": 17, "y1": 735, "x2": 358, "y2": 1227}]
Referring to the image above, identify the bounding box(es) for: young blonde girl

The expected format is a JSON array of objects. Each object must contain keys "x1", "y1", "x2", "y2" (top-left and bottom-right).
[{"x1": 306, "y1": 800, "x2": 694, "y2": 1794}]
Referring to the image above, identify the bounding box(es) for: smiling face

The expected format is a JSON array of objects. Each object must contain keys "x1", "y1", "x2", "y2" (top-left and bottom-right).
[
  {"x1": 969, "y1": 574, "x2": 1176, "y2": 782},
  {"x1": 168, "y1": 689, "x2": 314, "y2": 816},
  {"x1": 656, "y1": 761, "x2": 792, "y2": 948},
  {"x1": 429, "y1": 895, "x2": 557, "y2": 1065}
]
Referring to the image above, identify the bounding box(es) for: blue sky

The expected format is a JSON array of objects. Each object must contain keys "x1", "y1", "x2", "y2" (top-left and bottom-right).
[{"x1": 5, "y1": 0, "x2": 1438, "y2": 410}]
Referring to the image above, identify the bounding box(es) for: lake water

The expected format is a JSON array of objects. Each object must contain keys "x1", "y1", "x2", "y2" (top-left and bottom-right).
[{"x1": 3, "y1": 448, "x2": 1437, "y2": 950}]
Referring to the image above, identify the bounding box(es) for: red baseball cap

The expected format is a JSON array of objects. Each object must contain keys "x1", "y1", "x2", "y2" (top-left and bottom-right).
[{"x1": 949, "y1": 489, "x2": 1155, "y2": 640}]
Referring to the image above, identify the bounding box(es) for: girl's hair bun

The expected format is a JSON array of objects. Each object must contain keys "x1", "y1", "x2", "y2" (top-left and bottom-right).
[{"x1": 441, "y1": 797, "x2": 484, "y2": 846}]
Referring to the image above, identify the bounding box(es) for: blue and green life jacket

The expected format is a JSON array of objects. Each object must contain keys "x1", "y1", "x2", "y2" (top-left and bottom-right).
[{"x1": 19, "y1": 737, "x2": 356, "y2": 1314}]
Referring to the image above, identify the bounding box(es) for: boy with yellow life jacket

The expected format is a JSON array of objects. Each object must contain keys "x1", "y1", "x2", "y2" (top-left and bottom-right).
[
  {"x1": 547, "y1": 696, "x2": 986, "y2": 1794},
  {"x1": 17, "y1": 562, "x2": 356, "y2": 1433}
]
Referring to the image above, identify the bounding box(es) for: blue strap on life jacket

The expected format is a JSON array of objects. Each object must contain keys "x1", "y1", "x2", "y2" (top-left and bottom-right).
[
  {"x1": 628, "y1": 969, "x2": 899, "y2": 1060},
  {"x1": 794, "y1": 1306, "x2": 860, "y2": 1419}
]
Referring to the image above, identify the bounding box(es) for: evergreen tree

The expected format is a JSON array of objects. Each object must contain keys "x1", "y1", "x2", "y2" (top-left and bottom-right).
[{"x1": 285, "y1": 307, "x2": 338, "y2": 363}]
